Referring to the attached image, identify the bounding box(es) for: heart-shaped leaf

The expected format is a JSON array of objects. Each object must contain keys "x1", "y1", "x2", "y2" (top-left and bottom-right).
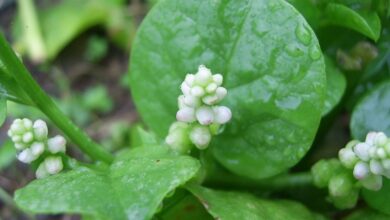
[
  {"x1": 129, "y1": 0, "x2": 326, "y2": 179},
  {"x1": 15, "y1": 146, "x2": 200, "y2": 220}
]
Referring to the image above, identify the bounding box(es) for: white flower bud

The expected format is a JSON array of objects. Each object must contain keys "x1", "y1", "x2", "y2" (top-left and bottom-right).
[
  {"x1": 354, "y1": 143, "x2": 371, "y2": 161},
  {"x1": 195, "y1": 65, "x2": 212, "y2": 85},
  {"x1": 33, "y1": 120, "x2": 48, "y2": 141},
  {"x1": 377, "y1": 148, "x2": 387, "y2": 159},
  {"x1": 196, "y1": 106, "x2": 214, "y2": 125},
  {"x1": 165, "y1": 123, "x2": 190, "y2": 154},
  {"x1": 382, "y1": 159, "x2": 390, "y2": 170},
  {"x1": 370, "y1": 160, "x2": 383, "y2": 175},
  {"x1": 345, "y1": 140, "x2": 359, "y2": 149},
  {"x1": 206, "y1": 83, "x2": 218, "y2": 93},
  {"x1": 30, "y1": 142, "x2": 45, "y2": 157},
  {"x1": 47, "y1": 135, "x2": 66, "y2": 153},
  {"x1": 176, "y1": 107, "x2": 196, "y2": 123},
  {"x1": 23, "y1": 118, "x2": 33, "y2": 129},
  {"x1": 22, "y1": 132, "x2": 34, "y2": 143},
  {"x1": 213, "y1": 106, "x2": 232, "y2": 124},
  {"x1": 168, "y1": 122, "x2": 188, "y2": 133},
  {"x1": 36, "y1": 162, "x2": 49, "y2": 179},
  {"x1": 213, "y1": 74, "x2": 223, "y2": 86},
  {"x1": 17, "y1": 149, "x2": 36, "y2": 163},
  {"x1": 7, "y1": 130, "x2": 13, "y2": 137},
  {"x1": 361, "y1": 174, "x2": 382, "y2": 191},
  {"x1": 189, "y1": 126, "x2": 211, "y2": 149},
  {"x1": 44, "y1": 157, "x2": 63, "y2": 174},
  {"x1": 10, "y1": 122, "x2": 24, "y2": 135},
  {"x1": 353, "y1": 162, "x2": 370, "y2": 180},
  {"x1": 184, "y1": 95, "x2": 200, "y2": 108},
  {"x1": 338, "y1": 148, "x2": 358, "y2": 169},
  {"x1": 14, "y1": 143, "x2": 27, "y2": 150},
  {"x1": 185, "y1": 74, "x2": 195, "y2": 87},
  {"x1": 178, "y1": 95, "x2": 186, "y2": 109},
  {"x1": 191, "y1": 86, "x2": 205, "y2": 97},
  {"x1": 369, "y1": 147, "x2": 378, "y2": 159},
  {"x1": 11, "y1": 135, "x2": 22, "y2": 143},
  {"x1": 202, "y1": 95, "x2": 219, "y2": 105},
  {"x1": 215, "y1": 87, "x2": 227, "y2": 101},
  {"x1": 366, "y1": 132, "x2": 377, "y2": 146},
  {"x1": 180, "y1": 82, "x2": 191, "y2": 96},
  {"x1": 374, "y1": 132, "x2": 388, "y2": 147}
]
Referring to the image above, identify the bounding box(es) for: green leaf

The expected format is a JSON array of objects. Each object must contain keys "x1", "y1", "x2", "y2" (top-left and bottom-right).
[
  {"x1": 15, "y1": 146, "x2": 200, "y2": 219},
  {"x1": 345, "y1": 208, "x2": 390, "y2": 220},
  {"x1": 186, "y1": 185, "x2": 316, "y2": 220},
  {"x1": 0, "y1": 140, "x2": 16, "y2": 171},
  {"x1": 322, "y1": 56, "x2": 346, "y2": 115},
  {"x1": 129, "y1": 0, "x2": 326, "y2": 179},
  {"x1": 323, "y1": 3, "x2": 381, "y2": 41},
  {"x1": 350, "y1": 81, "x2": 390, "y2": 140},
  {"x1": 363, "y1": 179, "x2": 390, "y2": 216},
  {"x1": 130, "y1": 125, "x2": 159, "y2": 148},
  {"x1": 0, "y1": 94, "x2": 6, "y2": 126}
]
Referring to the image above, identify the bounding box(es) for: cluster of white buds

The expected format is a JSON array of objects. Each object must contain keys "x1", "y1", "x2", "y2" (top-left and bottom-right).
[
  {"x1": 166, "y1": 65, "x2": 232, "y2": 152},
  {"x1": 8, "y1": 118, "x2": 66, "y2": 178},
  {"x1": 339, "y1": 132, "x2": 390, "y2": 191}
]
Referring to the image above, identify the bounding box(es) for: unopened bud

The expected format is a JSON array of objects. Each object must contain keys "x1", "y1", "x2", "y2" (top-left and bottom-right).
[
  {"x1": 17, "y1": 149, "x2": 35, "y2": 163},
  {"x1": 47, "y1": 135, "x2": 66, "y2": 154},
  {"x1": 30, "y1": 142, "x2": 45, "y2": 157},
  {"x1": 215, "y1": 87, "x2": 227, "y2": 100},
  {"x1": 196, "y1": 106, "x2": 214, "y2": 125},
  {"x1": 189, "y1": 126, "x2": 211, "y2": 149},
  {"x1": 33, "y1": 120, "x2": 48, "y2": 141},
  {"x1": 191, "y1": 86, "x2": 205, "y2": 97},
  {"x1": 338, "y1": 148, "x2": 358, "y2": 169},
  {"x1": 196, "y1": 65, "x2": 212, "y2": 85},
  {"x1": 213, "y1": 106, "x2": 232, "y2": 124},
  {"x1": 36, "y1": 163, "x2": 49, "y2": 179},
  {"x1": 213, "y1": 74, "x2": 223, "y2": 86},
  {"x1": 361, "y1": 174, "x2": 382, "y2": 191},
  {"x1": 353, "y1": 162, "x2": 370, "y2": 180},
  {"x1": 44, "y1": 157, "x2": 63, "y2": 174},
  {"x1": 354, "y1": 143, "x2": 370, "y2": 161},
  {"x1": 369, "y1": 160, "x2": 383, "y2": 175},
  {"x1": 176, "y1": 107, "x2": 196, "y2": 123}
]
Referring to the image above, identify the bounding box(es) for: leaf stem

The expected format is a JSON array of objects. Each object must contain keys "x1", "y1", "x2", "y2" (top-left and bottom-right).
[{"x1": 0, "y1": 34, "x2": 113, "y2": 163}]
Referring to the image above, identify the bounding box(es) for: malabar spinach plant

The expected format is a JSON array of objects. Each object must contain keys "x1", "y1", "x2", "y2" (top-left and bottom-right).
[{"x1": 0, "y1": 0, "x2": 390, "y2": 219}]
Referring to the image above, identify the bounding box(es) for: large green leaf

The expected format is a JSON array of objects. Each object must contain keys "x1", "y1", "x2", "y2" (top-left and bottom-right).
[
  {"x1": 350, "y1": 81, "x2": 390, "y2": 140},
  {"x1": 129, "y1": 0, "x2": 326, "y2": 179},
  {"x1": 345, "y1": 208, "x2": 390, "y2": 220},
  {"x1": 186, "y1": 185, "x2": 316, "y2": 220},
  {"x1": 362, "y1": 179, "x2": 390, "y2": 215},
  {"x1": 322, "y1": 56, "x2": 346, "y2": 115},
  {"x1": 323, "y1": 3, "x2": 381, "y2": 41},
  {"x1": 15, "y1": 146, "x2": 200, "y2": 219}
]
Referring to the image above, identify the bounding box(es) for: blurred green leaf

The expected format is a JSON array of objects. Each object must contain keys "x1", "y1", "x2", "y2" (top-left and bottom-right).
[
  {"x1": 323, "y1": 3, "x2": 381, "y2": 41},
  {"x1": 15, "y1": 146, "x2": 200, "y2": 219},
  {"x1": 344, "y1": 208, "x2": 390, "y2": 220},
  {"x1": 323, "y1": 56, "x2": 346, "y2": 115},
  {"x1": 130, "y1": 125, "x2": 159, "y2": 148},
  {"x1": 350, "y1": 81, "x2": 390, "y2": 140},
  {"x1": 363, "y1": 179, "x2": 390, "y2": 216},
  {"x1": 0, "y1": 140, "x2": 16, "y2": 171}
]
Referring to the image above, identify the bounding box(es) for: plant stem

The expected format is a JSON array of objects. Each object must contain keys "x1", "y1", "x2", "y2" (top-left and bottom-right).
[
  {"x1": 17, "y1": 0, "x2": 47, "y2": 63},
  {"x1": 205, "y1": 170, "x2": 313, "y2": 190},
  {"x1": 0, "y1": 34, "x2": 113, "y2": 163},
  {"x1": 0, "y1": 186, "x2": 15, "y2": 208}
]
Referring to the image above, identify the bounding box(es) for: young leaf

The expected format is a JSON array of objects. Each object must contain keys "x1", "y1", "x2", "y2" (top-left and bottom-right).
[
  {"x1": 186, "y1": 185, "x2": 316, "y2": 220},
  {"x1": 129, "y1": 0, "x2": 326, "y2": 179},
  {"x1": 15, "y1": 146, "x2": 200, "y2": 219},
  {"x1": 350, "y1": 81, "x2": 390, "y2": 140},
  {"x1": 323, "y1": 3, "x2": 381, "y2": 41},
  {"x1": 322, "y1": 56, "x2": 346, "y2": 115},
  {"x1": 363, "y1": 179, "x2": 390, "y2": 216}
]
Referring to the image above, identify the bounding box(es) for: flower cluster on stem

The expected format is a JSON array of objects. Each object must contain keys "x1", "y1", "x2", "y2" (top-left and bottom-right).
[
  {"x1": 8, "y1": 118, "x2": 66, "y2": 178},
  {"x1": 339, "y1": 132, "x2": 390, "y2": 191},
  {"x1": 165, "y1": 65, "x2": 232, "y2": 153}
]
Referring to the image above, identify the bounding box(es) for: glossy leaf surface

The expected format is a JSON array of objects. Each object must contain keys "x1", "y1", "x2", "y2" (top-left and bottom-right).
[{"x1": 129, "y1": 0, "x2": 326, "y2": 179}]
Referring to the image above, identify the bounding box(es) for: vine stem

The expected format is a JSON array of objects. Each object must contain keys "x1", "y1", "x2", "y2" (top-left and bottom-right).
[{"x1": 0, "y1": 34, "x2": 113, "y2": 163}]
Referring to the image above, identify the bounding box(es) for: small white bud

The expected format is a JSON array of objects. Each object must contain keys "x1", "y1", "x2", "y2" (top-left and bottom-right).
[
  {"x1": 176, "y1": 107, "x2": 196, "y2": 123},
  {"x1": 191, "y1": 86, "x2": 205, "y2": 97},
  {"x1": 185, "y1": 74, "x2": 195, "y2": 87},
  {"x1": 189, "y1": 126, "x2": 211, "y2": 149},
  {"x1": 382, "y1": 159, "x2": 390, "y2": 170},
  {"x1": 215, "y1": 87, "x2": 227, "y2": 101},
  {"x1": 33, "y1": 120, "x2": 48, "y2": 141},
  {"x1": 165, "y1": 124, "x2": 190, "y2": 154},
  {"x1": 196, "y1": 106, "x2": 214, "y2": 125},
  {"x1": 168, "y1": 122, "x2": 188, "y2": 133},
  {"x1": 366, "y1": 132, "x2": 377, "y2": 146},
  {"x1": 374, "y1": 132, "x2": 388, "y2": 147},
  {"x1": 178, "y1": 95, "x2": 186, "y2": 109},
  {"x1": 22, "y1": 132, "x2": 34, "y2": 143},
  {"x1": 184, "y1": 95, "x2": 200, "y2": 108},
  {"x1": 345, "y1": 140, "x2": 359, "y2": 149},
  {"x1": 11, "y1": 135, "x2": 22, "y2": 143},
  {"x1": 206, "y1": 83, "x2": 218, "y2": 93},
  {"x1": 353, "y1": 162, "x2": 370, "y2": 180},
  {"x1": 213, "y1": 74, "x2": 223, "y2": 86},
  {"x1": 47, "y1": 135, "x2": 66, "y2": 153},
  {"x1": 370, "y1": 160, "x2": 383, "y2": 175},
  {"x1": 202, "y1": 95, "x2": 219, "y2": 105},
  {"x1": 36, "y1": 163, "x2": 49, "y2": 179},
  {"x1": 23, "y1": 118, "x2": 33, "y2": 129},
  {"x1": 44, "y1": 157, "x2": 63, "y2": 174},
  {"x1": 338, "y1": 148, "x2": 358, "y2": 169},
  {"x1": 7, "y1": 130, "x2": 13, "y2": 137},
  {"x1": 213, "y1": 106, "x2": 232, "y2": 124},
  {"x1": 369, "y1": 147, "x2": 378, "y2": 159},
  {"x1": 14, "y1": 143, "x2": 27, "y2": 150},
  {"x1": 361, "y1": 174, "x2": 383, "y2": 191},
  {"x1": 354, "y1": 143, "x2": 371, "y2": 161},
  {"x1": 17, "y1": 149, "x2": 36, "y2": 163},
  {"x1": 30, "y1": 142, "x2": 45, "y2": 157},
  {"x1": 195, "y1": 65, "x2": 212, "y2": 85},
  {"x1": 10, "y1": 122, "x2": 24, "y2": 135},
  {"x1": 180, "y1": 82, "x2": 191, "y2": 96},
  {"x1": 377, "y1": 148, "x2": 387, "y2": 159}
]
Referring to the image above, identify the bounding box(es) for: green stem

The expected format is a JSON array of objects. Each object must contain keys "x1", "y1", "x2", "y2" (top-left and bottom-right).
[
  {"x1": 0, "y1": 186, "x2": 15, "y2": 208},
  {"x1": 0, "y1": 34, "x2": 113, "y2": 163},
  {"x1": 17, "y1": 0, "x2": 47, "y2": 63},
  {"x1": 205, "y1": 170, "x2": 313, "y2": 190}
]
